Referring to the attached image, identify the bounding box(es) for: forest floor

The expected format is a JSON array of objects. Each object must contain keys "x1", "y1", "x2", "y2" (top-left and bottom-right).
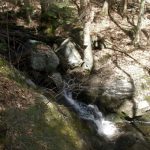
[{"x1": 0, "y1": 1, "x2": 150, "y2": 150}]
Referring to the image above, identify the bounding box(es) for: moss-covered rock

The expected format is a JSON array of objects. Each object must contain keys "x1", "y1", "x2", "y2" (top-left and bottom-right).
[
  {"x1": 27, "y1": 40, "x2": 60, "y2": 73},
  {"x1": 4, "y1": 100, "x2": 92, "y2": 150},
  {"x1": 0, "y1": 57, "x2": 31, "y2": 87},
  {"x1": 0, "y1": 57, "x2": 12, "y2": 76},
  {"x1": 0, "y1": 56, "x2": 99, "y2": 150}
]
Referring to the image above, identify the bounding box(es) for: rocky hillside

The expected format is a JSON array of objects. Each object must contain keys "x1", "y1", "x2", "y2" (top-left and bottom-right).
[
  {"x1": 0, "y1": 56, "x2": 102, "y2": 150},
  {"x1": 0, "y1": 1, "x2": 150, "y2": 150}
]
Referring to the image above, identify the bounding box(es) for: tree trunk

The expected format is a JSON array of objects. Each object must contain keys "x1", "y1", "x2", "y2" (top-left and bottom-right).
[
  {"x1": 82, "y1": 21, "x2": 93, "y2": 71},
  {"x1": 102, "y1": 0, "x2": 109, "y2": 16},
  {"x1": 122, "y1": 0, "x2": 128, "y2": 16},
  {"x1": 40, "y1": 0, "x2": 49, "y2": 14},
  {"x1": 23, "y1": 0, "x2": 32, "y2": 23},
  {"x1": 134, "y1": 0, "x2": 145, "y2": 45},
  {"x1": 40, "y1": 0, "x2": 55, "y2": 14},
  {"x1": 81, "y1": 0, "x2": 94, "y2": 71}
]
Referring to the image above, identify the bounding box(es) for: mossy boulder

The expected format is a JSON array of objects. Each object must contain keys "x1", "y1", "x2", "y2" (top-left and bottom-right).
[
  {"x1": 4, "y1": 99, "x2": 92, "y2": 150},
  {"x1": 28, "y1": 40, "x2": 60, "y2": 73},
  {"x1": 0, "y1": 56, "x2": 100, "y2": 150}
]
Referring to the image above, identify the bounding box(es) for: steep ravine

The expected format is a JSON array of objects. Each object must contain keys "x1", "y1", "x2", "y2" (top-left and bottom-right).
[
  {"x1": 1, "y1": 32, "x2": 150, "y2": 149},
  {"x1": 0, "y1": 53, "x2": 150, "y2": 150},
  {"x1": 0, "y1": 56, "x2": 104, "y2": 150}
]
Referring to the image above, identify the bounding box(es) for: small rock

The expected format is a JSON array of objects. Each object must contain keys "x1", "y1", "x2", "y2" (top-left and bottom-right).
[
  {"x1": 51, "y1": 72, "x2": 63, "y2": 89},
  {"x1": 25, "y1": 79, "x2": 37, "y2": 89}
]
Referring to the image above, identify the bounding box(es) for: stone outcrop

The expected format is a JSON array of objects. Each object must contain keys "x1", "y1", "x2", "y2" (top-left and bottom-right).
[
  {"x1": 56, "y1": 38, "x2": 83, "y2": 69},
  {"x1": 29, "y1": 40, "x2": 59, "y2": 73},
  {"x1": 78, "y1": 49, "x2": 150, "y2": 117}
]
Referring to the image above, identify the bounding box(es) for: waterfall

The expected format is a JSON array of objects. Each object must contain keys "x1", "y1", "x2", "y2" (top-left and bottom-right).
[{"x1": 63, "y1": 90, "x2": 118, "y2": 138}]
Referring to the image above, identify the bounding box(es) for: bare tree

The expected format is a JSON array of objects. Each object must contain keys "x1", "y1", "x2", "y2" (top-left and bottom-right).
[
  {"x1": 134, "y1": 0, "x2": 145, "y2": 45},
  {"x1": 122, "y1": 0, "x2": 128, "y2": 16},
  {"x1": 23, "y1": 0, "x2": 32, "y2": 23},
  {"x1": 40, "y1": 0, "x2": 48, "y2": 14},
  {"x1": 40, "y1": 0, "x2": 53, "y2": 14},
  {"x1": 80, "y1": 0, "x2": 94, "y2": 71},
  {"x1": 102, "y1": 0, "x2": 109, "y2": 15}
]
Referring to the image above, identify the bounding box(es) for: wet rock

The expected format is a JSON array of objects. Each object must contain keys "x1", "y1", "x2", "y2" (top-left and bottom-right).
[
  {"x1": 25, "y1": 78, "x2": 37, "y2": 89},
  {"x1": 114, "y1": 132, "x2": 150, "y2": 150},
  {"x1": 51, "y1": 72, "x2": 63, "y2": 89}
]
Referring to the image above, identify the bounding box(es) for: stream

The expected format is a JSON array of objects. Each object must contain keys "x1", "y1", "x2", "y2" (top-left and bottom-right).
[
  {"x1": 63, "y1": 90, "x2": 118, "y2": 138},
  {"x1": 61, "y1": 89, "x2": 150, "y2": 150}
]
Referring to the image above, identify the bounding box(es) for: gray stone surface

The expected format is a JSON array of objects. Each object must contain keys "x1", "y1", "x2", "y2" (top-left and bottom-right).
[
  {"x1": 57, "y1": 38, "x2": 83, "y2": 68},
  {"x1": 29, "y1": 41, "x2": 59, "y2": 72}
]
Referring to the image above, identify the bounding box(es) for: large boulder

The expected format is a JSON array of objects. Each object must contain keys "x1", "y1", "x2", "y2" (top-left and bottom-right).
[
  {"x1": 0, "y1": 56, "x2": 105, "y2": 150},
  {"x1": 80, "y1": 65, "x2": 134, "y2": 112},
  {"x1": 78, "y1": 49, "x2": 150, "y2": 116},
  {"x1": 56, "y1": 38, "x2": 83, "y2": 69},
  {"x1": 114, "y1": 132, "x2": 150, "y2": 150},
  {"x1": 29, "y1": 40, "x2": 60, "y2": 73}
]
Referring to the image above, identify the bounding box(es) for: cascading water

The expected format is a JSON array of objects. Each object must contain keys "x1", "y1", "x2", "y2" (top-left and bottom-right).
[{"x1": 63, "y1": 90, "x2": 118, "y2": 138}]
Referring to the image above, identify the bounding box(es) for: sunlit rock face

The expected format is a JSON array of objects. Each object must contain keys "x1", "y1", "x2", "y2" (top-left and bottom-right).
[
  {"x1": 78, "y1": 49, "x2": 150, "y2": 116},
  {"x1": 56, "y1": 39, "x2": 83, "y2": 69},
  {"x1": 78, "y1": 66, "x2": 134, "y2": 112},
  {"x1": 114, "y1": 50, "x2": 150, "y2": 117}
]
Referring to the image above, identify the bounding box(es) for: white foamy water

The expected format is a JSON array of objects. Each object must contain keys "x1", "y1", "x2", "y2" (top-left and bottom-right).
[
  {"x1": 64, "y1": 90, "x2": 118, "y2": 138},
  {"x1": 95, "y1": 119, "x2": 118, "y2": 138}
]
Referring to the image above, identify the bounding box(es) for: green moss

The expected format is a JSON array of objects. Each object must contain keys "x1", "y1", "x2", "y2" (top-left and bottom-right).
[
  {"x1": 145, "y1": 96, "x2": 150, "y2": 102},
  {"x1": 141, "y1": 112, "x2": 150, "y2": 120},
  {"x1": 40, "y1": 4, "x2": 76, "y2": 36},
  {"x1": 0, "y1": 56, "x2": 97, "y2": 150},
  {"x1": 44, "y1": 26, "x2": 53, "y2": 36},
  {"x1": 45, "y1": 104, "x2": 86, "y2": 149},
  {"x1": 0, "y1": 57, "x2": 11, "y2": 75},
  {"x1": 4, "y1": 100, "x2": 90, "y2": 150},
  {"x1": 0, "y1": 57, "x2": 29, "y2": 88}
]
